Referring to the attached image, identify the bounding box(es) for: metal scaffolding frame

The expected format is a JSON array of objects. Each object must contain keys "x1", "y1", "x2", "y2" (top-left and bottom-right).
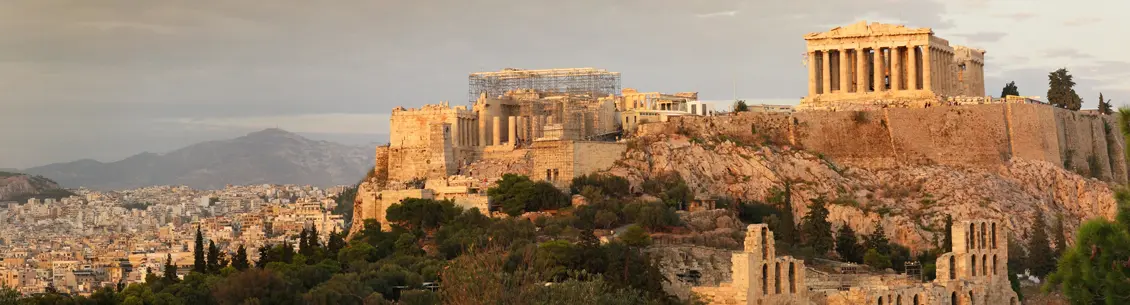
[{"x1": 468, "y1": 67, "x2": 622, "y2": 102}]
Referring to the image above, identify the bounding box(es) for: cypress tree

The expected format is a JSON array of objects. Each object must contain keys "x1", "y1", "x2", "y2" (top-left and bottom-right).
[
  {"x1": 206, "y1": 240, "x2": 220, "y2": 274},
  {"x1": 298, "y1": 228, "x2": 310, "y2": 256},
  {"x1": 1027, "y1": 210, "x2": 1055, "y2": 276},
  {"x1": 327, "y1": 229, "x2": 345, "y2": 257},
  {"x1": 309, "y1": 226, "x2": 320, "y2": 249},
  {"x1": 257, "y1": 244, "x2": 272, "y2": 268},
  {"x1": 801, "y1": 197, "x2": 834, "y2": 256},
  {"x1": 163, "y1": 253, "x2": 178, "y2": 282},
  {"x1": 281, "y1": 241, "x2": 295, "y2": 263},
  {"x1": 233, "y1": 245, "x2": 250, "y2": 271},
  {"x1": 943, "y1": 215, "x2": 954, "y2": 251},
  {"x1": 835, "y1": 225, "x2": 863, "y2": 263},
  {"x1": 865, "y1": 223, "x2": 891, "y2": 255},
  {"x1": 193, "y1": 226, "x2": 205, "y2": 273}
]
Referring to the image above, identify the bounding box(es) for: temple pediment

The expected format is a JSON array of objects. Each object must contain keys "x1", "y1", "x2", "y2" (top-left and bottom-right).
[{"x1": 805, "y1": 20, "x2": 932, "y2": 40}]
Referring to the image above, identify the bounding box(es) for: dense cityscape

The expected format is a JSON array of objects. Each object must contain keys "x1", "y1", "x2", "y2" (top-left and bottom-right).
[{"x1": 0, "y1": 185, "x2": 348, "y2": 296}]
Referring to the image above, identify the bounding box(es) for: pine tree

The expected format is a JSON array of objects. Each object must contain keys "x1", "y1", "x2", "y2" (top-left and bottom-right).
[
  {"x1": 193, "y1": 226, "x2": 206, "y2": 273},
  {"x1": 163, "y1": 253, "x2": 178, "y2": 282},
  {"x1": 298, "y1": 228, "x2": 310, "y2": 256},
  {"x1": 257, "y1": 244, "x2": 272, "y2": 268},
  {"x1": 1053, "y1": 213, "x2": 1067, "y2": 258},
  {"x1": 309, "y1": 226, "x2": 320, "y2": 249},
  {"x1": 281, "y1": 241, "x2": 295, "y2": 263},
  {"x1": 233, "y1": 245, "x2": 250, "y2": 271},
  {"x1": 1001, "y1": 81, "x2": 1019, "y2": 97},
  {"x1": 1047, "y1": 68, "x2": 1083, "y2": 110},
  {"x1": 864, "y1": 223, "x2": 891, "y2": 255},
  {"x1": 1098, "y1": 92, "x2": 1113, "y2": 115},
  {"x1": 1027, "y1": 210, "x2": 1055, "y2": 276},
  {"x1": 206, "y1": 240, "x2": 220, "y2": 274},
  {"x1": 801, "y1": 197, "x2": 834, "y2": 256},
  {"x1": 327, "y1": 229, "x2": 345, "y2": 257},
  {"x1": 771, "y1": 181, "x2": 797, "y2": 245},
  {"x1": 835, "y1": 225, "x2": 863, "y2": 263}
]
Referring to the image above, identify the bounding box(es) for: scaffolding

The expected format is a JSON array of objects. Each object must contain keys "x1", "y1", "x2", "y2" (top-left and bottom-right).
[{"x1": 468, "y1": 68, "x2": 622, "y2": 103}]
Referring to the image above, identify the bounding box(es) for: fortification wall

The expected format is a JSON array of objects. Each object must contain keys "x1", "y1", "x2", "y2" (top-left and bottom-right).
[
  {"x1": 573, "y1": 142, "x2": 628, "y2": 177},
  {"x1": 644, "y1": 104, "x2": 1127, "y2": 183}
]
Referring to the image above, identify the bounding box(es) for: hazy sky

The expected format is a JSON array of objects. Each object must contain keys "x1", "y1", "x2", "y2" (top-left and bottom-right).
[{"x1": 2, "y1": 0, "x2": 1128, "y2": 169}]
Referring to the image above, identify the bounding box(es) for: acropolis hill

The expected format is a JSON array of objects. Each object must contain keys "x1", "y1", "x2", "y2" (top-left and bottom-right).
[{"x1": 350, "y1": 21, "x2": 1121, "y2": 305}]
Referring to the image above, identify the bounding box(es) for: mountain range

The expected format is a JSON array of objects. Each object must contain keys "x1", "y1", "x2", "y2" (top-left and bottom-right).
[{"x1": 23, "y1": 128, "x2": 375, "y2": 190}]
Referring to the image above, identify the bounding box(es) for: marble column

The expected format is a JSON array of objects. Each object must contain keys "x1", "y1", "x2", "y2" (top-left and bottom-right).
[
  {"x1": 923, "y1": 47, "x2": 932, "y2": 91},
  {"x1": 807, "y1": 51, "x2": 818, "y2": 96},
  {"x1": 508, "y1": 116, "x2": 517, "y2": 146},
  {"x1": 873, "y1": 47, "x2": 885, "y2": 92},
  {"x1": 892, "y1": 47, "x2": 903, "y2": 91},
  {"x1": 479, "y1": 116, "x2": 487, "y2": 147},
  {"x1": 908, "y1": 46, "x2": 918, "y2": 90},
  {"x1": 451, "y1": 118, "x2": 461, "y2": 147},
  {"x1": 821, "y1": 51, "x2": 831, "y2": 94},
  {"x1": 492, "y1": 116, "x2": 501, "y2": 146},
  {"x1": 857, "y1": 48, "x2": 869, "y2": 92},
  {"x1": 839, "y1": 49, "x2": 851, "y2": 93}
]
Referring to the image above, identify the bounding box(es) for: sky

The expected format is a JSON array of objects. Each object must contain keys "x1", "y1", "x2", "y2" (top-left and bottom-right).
[{"x1": 1, "y1": 0, "x2": 1128, "y2": 169}]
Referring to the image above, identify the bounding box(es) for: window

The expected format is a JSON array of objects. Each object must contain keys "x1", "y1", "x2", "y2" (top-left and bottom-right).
[
  {"x1": 546, "y1": 169, "x2": 552, "y2": 181},
  {"x1": 761, "y1": 264, "x2": 768, "y2": 295},
  {"x1": 691, "y1": 104, "x2": 697, "y2": 115}
]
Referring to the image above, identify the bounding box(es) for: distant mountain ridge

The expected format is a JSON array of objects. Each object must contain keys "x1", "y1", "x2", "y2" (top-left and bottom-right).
[
  {"x1": 0, "y1": 171, "x2": 75, "y2": 203},
  {"x1": 24, "y1": 128, "x2": 375, "y2": 190}
]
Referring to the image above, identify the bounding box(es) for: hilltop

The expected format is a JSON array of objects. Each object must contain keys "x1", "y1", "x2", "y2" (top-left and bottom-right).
[
  {"x1": 23, "y1": 129, "x2": 375, "y2": 190},
  {"x1": 0, "y1": 171, "x2": 75, "y2": 203}
]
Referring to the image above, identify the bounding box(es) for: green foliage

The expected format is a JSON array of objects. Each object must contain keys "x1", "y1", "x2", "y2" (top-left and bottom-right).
[
  {"x1": 640, "y1": 172, "x2": 693, "y2": 210},
  {"x1": 800, "y1": 197, "x2": 834, "y2": 256},
  {"x1": 232, "y1": 245, "x2": 250, "y2": 271},
  {"x1": 385, "y1": 198, "x2": 463, "y2": 231},
  {"x1": 863, "y1": 248, "x2": 891, "y2": 270},
  {"x1": 943, "y1": 215, "x2": 954, "y2": 251},
  {"x1": 864, "y1": 224, "x2": 891, "y2": 255},
  {"x1": 1098, "y1": 92, "x2": 1113, "y2": 115},
  {"x1": 1048, "y1": 68, "x2": 1083, "y2": 111},
  {"x1": 1045, "y1": 219, "x2": 1130, "y2": 304},
  {"x1": 1001, "y1": 81, "x2": 1020, "y2": 97},
  {"x1": 333, "y1": 185, "x2": 359, "y2": 231},
  {"x1": 733, "y1": 100, "x2": 749, "y2": 112},
  {"x1": 488, "y1": 174, "x2": 569, "y2": 216},
  {"x1": 570, "y1": 174, "x2": 630, "y2": 198},
  {"x1": 835, "y1": 225, "x2": 863, "y2": 263},
  {"x1": 767, "y1": 183, "x2": 797, "y2": 244},
  {"x1": 624, "y1": 202, "x2": 681, "y2": 232},
  {"x1": 195, "y1": 226, "x2": 206, "y2": 274},
  {"x1": 619, "y1": 225, "x2": 652, "y2": 248},
  {"x1": 1027, "y1": 210, "x2": 1057, "y2": 277},
  {"x1": 737, "y1": 201, "x2": 781, "y2": 225}
]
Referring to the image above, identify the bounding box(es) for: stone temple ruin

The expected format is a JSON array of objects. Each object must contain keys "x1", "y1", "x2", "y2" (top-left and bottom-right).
[
  {"x1": 693, "y1": 220, "x2": 1018, "y2": 305},
  {"x1": 353, "y1": 68, "x2": 712, "y2": 230}
]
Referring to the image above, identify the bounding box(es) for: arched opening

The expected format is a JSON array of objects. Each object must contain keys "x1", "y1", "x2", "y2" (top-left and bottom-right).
[
  {"x1": 982, "y1": 255, "x2": 987, "y2": 277},
  {"x1": 968, "y1": 223, "x2": 975, "y2": 249},
  {"x1": 761, "y1": 264, "x2": 768, "y2": 295},
  {"x1": 949, "y1": 256, "x2": 956, "y2": 280},
  {"x1": 761, "y1": 227, "x2": 768, "y2": 260},
  {"x1": 980, "y1": 223, "x2": 987, "y2": 250},
  {"x1": 877, "y1": 296, "x2": 884, "y2": 305},
  {"x1": 951, "y1": 292, "x2": 958, "y2": 305},
  {"x1": 774, "y1": 262, "x2": 781, "y2": 294},
  {"x1": 971, "y1": 256, "x2": 977, "y2": 277},
  {"x1": 913, "y1": 294, "x2": 920, "y2": 305},
  {"x1": 992, "y1": 223, "x2": 998, "y2": 249},
  {"x1": 896, "y1": 295, "x2": 902, "y2": 305},
  {"x1": 969, "y1": 291, "x2": 974, "y2": 305},
  {"x1": 789, "y1": 262, "x2": 797, "y2": 293},
  {"x1": 993, "y1": 255, "x2": 998, "y2": 275}
]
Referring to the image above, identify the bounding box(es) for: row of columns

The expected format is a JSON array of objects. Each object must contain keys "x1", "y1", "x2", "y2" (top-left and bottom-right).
[
  {"x1": 810, "y1": 45, "x2": 961, "y2": 96},
  {"x1": 472, "y1": 115, "x2": 558, "y2": 147},
  {"x1": 451, "y1": 117, "x2": 478, "y2": 147}
]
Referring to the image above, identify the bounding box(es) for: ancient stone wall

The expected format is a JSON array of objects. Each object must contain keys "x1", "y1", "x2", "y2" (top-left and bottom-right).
[
  {"x1": 646, "y1": 104, "x2": 1127, "y2": 184},
  {"x1": 531, "y1": 140, "x2": 626, "y2": 186}
]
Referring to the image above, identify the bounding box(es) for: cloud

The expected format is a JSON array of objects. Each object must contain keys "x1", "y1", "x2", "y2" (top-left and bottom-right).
[
  {"x1": 992, "y1": 12, "x2": 1035, "y2": 21},
  {"x1": 954, "y1": 31, "x2": 1007, "y2": 43},
  {"x1": 695, "y1": 10, "x2": 738, "y2": 18},
  {"x1": 1063, "y1": 17, "x2": 1100, "y2": 26},
  {"x1": 1041, "y1": 48, "x2": 1092, "y2": 59}
]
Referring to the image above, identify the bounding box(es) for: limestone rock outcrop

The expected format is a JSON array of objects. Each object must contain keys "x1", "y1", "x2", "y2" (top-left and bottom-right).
[{"x1": 606, "y1": 134, "x2": 1117, "y2": 252}]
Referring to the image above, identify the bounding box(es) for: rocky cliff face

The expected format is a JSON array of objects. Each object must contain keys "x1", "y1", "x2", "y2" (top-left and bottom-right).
[
  {"x1": 605, "y1": 133, "x2": 1117, "y2": 252},
  {"x1": 0, "y1": 172, "x2": 74, "y2": 203}
]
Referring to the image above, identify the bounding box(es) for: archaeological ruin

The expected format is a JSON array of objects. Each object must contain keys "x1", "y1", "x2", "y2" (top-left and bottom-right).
[{"x1": 693, "y1": 220, "x2": 1018, "y2": 305}]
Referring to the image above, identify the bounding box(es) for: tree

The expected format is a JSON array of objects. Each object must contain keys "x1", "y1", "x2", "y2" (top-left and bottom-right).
[
  {"x1": 1045, "y1": 190, "x2": 1130, "y2": 303},
  {"x1": 309, "y1": 226, "x2": 320, "y2": 249},
  {"x1": 257, "y1": 244, "x2": 272, "y2": 268},
  {"x1": 487, "y1": 174, "x2": 568, "y2": 216},
  {"x1": 163, "y1": 253, "x2": 178, "y2": 282},
  {"x1": 1048, "y1": 68, "x2": 1083, "y2": 111},
  {"x1": 769, "y1": 182, "x2": 797, "y2": 245},
  {"x1": 1001, "y1": 81, "x2": 1019, "y2": 97},
  {"x1": 619, "y1": 225, "x2": 652, "y2": 248},
  {"x1": 733, "y1": 100, "x2": 750, "y2": 112},
  {"x1": 863, "y1": 249, "x2": 892, "y2": 270},
  {"x1": 801, "y1": 197, "x2": 834, "y2": 256},
  {"x1": 327, "y1": 229, "x2": 346, "y2": 257},
  {"x1": 1027, "y1": 210, "x2": 1056, "y2": 277},
  {"x1": 835, "y1": 225, "x2": 863, "y2": 263},
  {"x1": 864, "y1": 224, "x2": 891, "y2": 255},
  {"x1": 943, "y1": 215, "x2": 954, "y2": 251},
  {"x1": 1098, "y1": 92, "x2": 1113, "y2": 115},
  {"x1": 232, "y1": 245, "x2": 250, "y2": 271},
  {"x1": 207, "y1": 240, "x2": 221, "y2": 274},
  {"x1": 194, "y1": 226, "x2": 206, "y2": 274},
  {"x1": 1053, "y1": 213, "x2": 1067, "y2": 258}
]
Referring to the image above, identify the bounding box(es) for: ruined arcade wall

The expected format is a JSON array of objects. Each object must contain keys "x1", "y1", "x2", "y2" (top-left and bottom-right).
[{"x1": 646, "y1": 104, "x2": 1127, "y2": 183}]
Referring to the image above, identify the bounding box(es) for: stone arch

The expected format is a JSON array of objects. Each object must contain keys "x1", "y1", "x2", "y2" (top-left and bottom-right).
[
  {"x1": 761, "y1": 264, "x2": 768, "y2": 295},
  {"x1": 761, "y1": 227, "x2": 769, "y2": 260},
  {"x1": 877, "y1": 296, "x2": 883, "y2": 305},
  {"x1": 788, "y1": 262, "x2": 797, "y2": 293},
  {"x1": 968, "y1": 223, "x2": 975, "y2": 250},
  {"x1": 982, "y1": 254, "x2": 987, "y2": 277},
  {"x1": 949, "y1": 255, "x2": 956, "y2": 280},
  {"x1": 913, "y1": 294, "x2": 920, "y2": 305},
  {"x1": 968, "y1": 291, "x2": 974, "y2": 305},
  {"x1": 774, "y1": 262, "x2": 781, "y2": 294},
  {"x1": 980, "y1": 222, "x2": 987, "y2": 250},
  {"x1": 992, "y1": 223, "x2": 997, "y2": 249},
  {"x1": 951, "y1": 292, "x2": 958, "y2": 305},
  {"x1": 971, "y1": 255, "x2": 977, "y2": 277},
  {"x1": 993, "y1": 255, "x2": 998, "y2": 275},
  {"x1": 896, "y1": 294, "x2": 902, "y2": 305}
]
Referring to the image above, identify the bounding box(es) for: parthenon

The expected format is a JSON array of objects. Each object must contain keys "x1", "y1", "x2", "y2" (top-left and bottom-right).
[{"x1": 800, "y1": 21, "x2": 986, "y2": 110}]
